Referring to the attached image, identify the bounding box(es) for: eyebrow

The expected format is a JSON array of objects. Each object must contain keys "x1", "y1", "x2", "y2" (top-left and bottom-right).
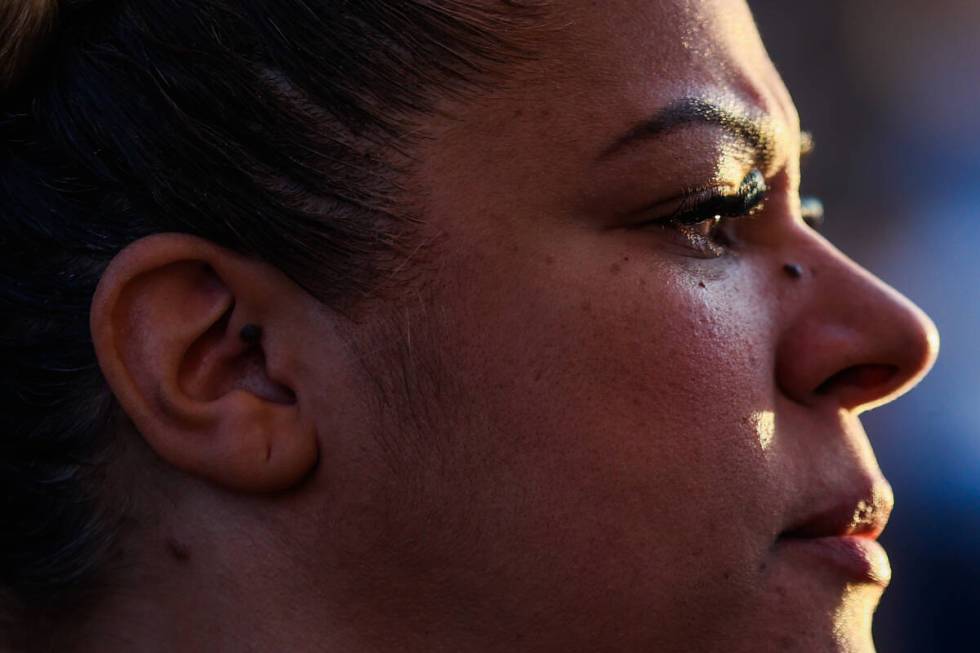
[{"x1": 597, "y1": 97, "x2": 777, "y2": 165}]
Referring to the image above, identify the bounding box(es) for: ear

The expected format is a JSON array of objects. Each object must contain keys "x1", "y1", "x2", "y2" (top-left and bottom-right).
[{"x1": 91, "y1": 233, "x2": 319, "y2": 493}]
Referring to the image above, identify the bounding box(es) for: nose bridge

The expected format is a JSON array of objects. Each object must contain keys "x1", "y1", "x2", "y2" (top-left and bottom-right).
[{"x1": 775, "y1": 230, "x2": 939, "y2": 412}]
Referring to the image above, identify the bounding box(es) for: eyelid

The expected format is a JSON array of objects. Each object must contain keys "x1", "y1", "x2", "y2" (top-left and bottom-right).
[
  {"x1": 619, "y1": 166, "x2": 768, "y2": 241},
  {"x1": 620, "y1": 168, "x2": 770, "y2": 258},
  {"x1": 626, "y1": 173, "x2": 756, "y2": 225},
  {"x1": 662, "y1": 183, "x2": 739, "y2": 223},
  {"x1": 625, "y1": 180, "x2": 730, "y2": 220},
  {"x1": 668, "y1": 168, "x2": 769, "y2": 225}
]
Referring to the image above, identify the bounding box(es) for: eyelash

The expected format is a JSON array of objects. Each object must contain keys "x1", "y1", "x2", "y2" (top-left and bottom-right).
[
  {"x1": 800, "y1": 196, "x2": 824, "y2": 230},
  {"x1": 633, "y1": 169, "x2": 770, "y2": 256}
]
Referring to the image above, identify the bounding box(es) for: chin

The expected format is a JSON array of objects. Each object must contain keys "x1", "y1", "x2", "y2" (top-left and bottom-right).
[
  {"x1": 832, "y1": 589, "x2": 882, "y2": 653},
  {"x1": 742, "y1": 578, "x2": 885, "y2": 653}
]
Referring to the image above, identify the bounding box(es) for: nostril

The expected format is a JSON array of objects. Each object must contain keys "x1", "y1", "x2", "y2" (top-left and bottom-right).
[{"x1": 815, "y1": 364, "x2": 899, "y2": 397}]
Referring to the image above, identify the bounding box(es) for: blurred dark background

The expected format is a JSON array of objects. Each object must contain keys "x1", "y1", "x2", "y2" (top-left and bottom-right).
[{"x1": 750, "y1": 1, "x2": 980, "y2": 650}]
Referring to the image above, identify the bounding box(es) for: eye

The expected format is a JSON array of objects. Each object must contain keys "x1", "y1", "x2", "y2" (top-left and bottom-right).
[
  {"x1": 800, "y1": 196, "x2": 824, "y2": 230},
  {"x1": 630, "y1": 168, "x2": 769, "y2": 256}
]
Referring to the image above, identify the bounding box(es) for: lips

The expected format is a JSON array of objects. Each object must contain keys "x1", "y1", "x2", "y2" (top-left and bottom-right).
[
  {"x1": 780, "y1": 485, "x2": 893, "y2": 541},
  {"x1": 776, "y1": 483, "x2": 895, "y2": 585}
]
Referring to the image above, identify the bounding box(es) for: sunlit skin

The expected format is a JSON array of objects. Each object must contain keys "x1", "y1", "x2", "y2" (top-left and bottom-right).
[{"x1": 85, "y1": 1, "x2": 939, "y2": 652}]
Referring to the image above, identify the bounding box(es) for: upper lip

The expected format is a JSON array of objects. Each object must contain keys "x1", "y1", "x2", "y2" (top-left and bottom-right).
[{"x1": 780, "y1": 483, "x2": 894, "y2": 541}]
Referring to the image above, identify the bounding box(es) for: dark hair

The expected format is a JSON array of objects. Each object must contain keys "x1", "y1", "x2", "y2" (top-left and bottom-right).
[{"x1": 0, "y1": 0, "x2": 541, "y2": 631}]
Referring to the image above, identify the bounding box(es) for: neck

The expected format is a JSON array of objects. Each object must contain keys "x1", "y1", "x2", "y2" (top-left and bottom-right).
[{"x1": 55, "y1": 544, "x2": 370, "y2": 653}]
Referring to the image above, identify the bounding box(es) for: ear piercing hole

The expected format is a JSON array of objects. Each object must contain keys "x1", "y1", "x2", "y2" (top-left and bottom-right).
[{"x1": 239, "y1": 323, "x2": 263, "y2": 345}]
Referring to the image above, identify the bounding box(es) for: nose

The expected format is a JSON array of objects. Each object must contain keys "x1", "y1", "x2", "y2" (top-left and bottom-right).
[{"x1": 774, "y1": 232, "x2": 940, "y2": 414}]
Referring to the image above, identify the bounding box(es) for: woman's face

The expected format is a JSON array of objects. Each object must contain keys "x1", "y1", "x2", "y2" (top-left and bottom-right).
[{"x1": 321, "y1": 1, "x2": 938, "y2": 650}]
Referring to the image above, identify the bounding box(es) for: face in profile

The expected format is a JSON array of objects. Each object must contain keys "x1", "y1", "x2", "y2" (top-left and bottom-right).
[
  {"x1": 312, "y1": 1, "x2": 938, "y2": 651},
  {"x1": 62, "y1": 0, "x2": 938, "y2": 651}
]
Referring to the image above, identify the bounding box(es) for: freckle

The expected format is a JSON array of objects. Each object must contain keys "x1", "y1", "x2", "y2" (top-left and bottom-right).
[
  {"x1": 610, "y1": 262, "x2": 622, "y2": 274},
  {"x1": 544, "y1": 255, "x2": 555, "y2": 266},
  {"x1": 167, "y1": 538, "x2": 191, "y2": 563},
  {"x1": 622, "y1": 256, "x2": 630, "y2": 262},
  {"x1": 723, "y1": 570, "x2": 732, "y2": 581},
  {"x1": 533, "y1": 369, "x2": 543, "y2": 382}
]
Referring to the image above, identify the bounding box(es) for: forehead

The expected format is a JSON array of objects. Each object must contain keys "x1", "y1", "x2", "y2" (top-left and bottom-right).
[
  {"x1": 427, "y1": 0, "x2": 798, "y2": 173},
  {"x1": 540, "y1": 0, "x2": 771, "y2": 88}
]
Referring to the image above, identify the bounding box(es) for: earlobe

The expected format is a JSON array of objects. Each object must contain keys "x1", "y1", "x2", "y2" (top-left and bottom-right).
[{"x1": 91, "y1": 234, "x2": 319, "y2": 493}]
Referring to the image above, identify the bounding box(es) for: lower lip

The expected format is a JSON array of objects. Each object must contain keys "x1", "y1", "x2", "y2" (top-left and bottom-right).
[{"x1": 776, "y1": 535, "x2": 892, "y2": 585}]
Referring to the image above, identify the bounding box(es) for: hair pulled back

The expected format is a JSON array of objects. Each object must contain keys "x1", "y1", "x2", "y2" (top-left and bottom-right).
[
  {"x1": 0, "y1": 1, "x2": 57, "y2": 93},
  {"x1": 0, "y1": 0, "x2": 540, "y2": 632}
]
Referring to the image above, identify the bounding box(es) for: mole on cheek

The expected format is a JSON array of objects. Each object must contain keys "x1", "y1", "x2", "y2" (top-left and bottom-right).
[{"x1": 166, "y1": 538, "x2": 191, "y2": 563}]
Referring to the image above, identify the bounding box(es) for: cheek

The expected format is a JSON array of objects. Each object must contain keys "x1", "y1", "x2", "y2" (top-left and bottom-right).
[{"x1": 425, "y1": 235, "x2": 784, "y2": 612}]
